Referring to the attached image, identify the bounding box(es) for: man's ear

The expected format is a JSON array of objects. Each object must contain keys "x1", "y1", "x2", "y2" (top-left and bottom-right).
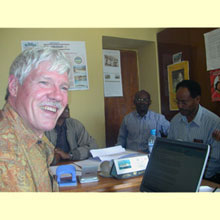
[
  {"x1": 195, "y1": 95, "x2": 200, "y2": 104},
  {"x1": 8, "y1": 75, "x2": 19, "y2": 97}
]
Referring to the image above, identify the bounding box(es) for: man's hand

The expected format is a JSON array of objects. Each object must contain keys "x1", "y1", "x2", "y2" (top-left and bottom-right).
[
  {"x1": 51, "y1": 151, "x2": 61, "y2": 165},
  {"x1": 212, "y1": 129, "x2": 220, "y2": 141},
  {"x1": 54, "y1": 148, "x2": 71, "y2": 160},
  {"x1": 54, "y1": 152, "x2": 61, "y2": 164}
]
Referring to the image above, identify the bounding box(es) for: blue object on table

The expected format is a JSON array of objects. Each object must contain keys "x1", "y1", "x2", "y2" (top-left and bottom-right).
[{"x1": 56, "y1": 164, "x2": 77, "y2": 187}]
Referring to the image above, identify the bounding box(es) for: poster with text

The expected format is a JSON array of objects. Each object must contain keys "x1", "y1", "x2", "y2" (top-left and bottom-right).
[
  {"x1": 204, "y1": 29, "x2": 220, "y2": 71},
  {"x1": 21, "y1": 41, "x2": 89, "y2": 91},
  {"x1": 210, "y1": 69, "x2": 220, "y2": 102},
  {"x1": 102, "y1": 49, "x2": 123, "y2": 97}
]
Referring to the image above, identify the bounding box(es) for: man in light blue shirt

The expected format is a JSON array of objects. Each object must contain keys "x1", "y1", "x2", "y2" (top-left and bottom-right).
[
  {"x1": 168, "y1": 80, "x2": 220, "y2": 181},
  {"x1": 117, "y1": 90, "x2": 170, "y2": 152}
]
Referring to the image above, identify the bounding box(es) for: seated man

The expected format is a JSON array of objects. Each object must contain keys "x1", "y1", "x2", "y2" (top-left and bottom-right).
[
  {"x1": 0, "y1": 47, "x2": 71, "y2": 191},
  {"x1": 168, "y1": 80, "x2": 220, "y2": 182},
  {"x1": 116, "y1": 90, "x2": 170, "y2": 152},
  {"x1": 45, "y1": 105, "x2": 98, "y2": 161}
]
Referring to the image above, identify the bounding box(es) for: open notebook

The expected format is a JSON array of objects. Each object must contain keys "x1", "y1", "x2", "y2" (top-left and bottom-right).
[{"x1": 140, "y1": 137, "x2": 210, "y2": 192}]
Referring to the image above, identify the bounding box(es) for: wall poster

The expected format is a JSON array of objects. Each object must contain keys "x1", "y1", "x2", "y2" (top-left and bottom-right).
[
  {"x1": 210, "y1": 69, "x2": 220, "y2": 102},
  {"x1": 21, "y1": 41, "x2": 89, "y2": 91},
  {"x1": 167, "y1": 61, "x2": 189, "y2": 111},
  {"x1": 204, "y1": 29, "x2": 220, "y2": 71},
  {"x1": 102, "y1": 49, "x2": 123, "y2": 97}
]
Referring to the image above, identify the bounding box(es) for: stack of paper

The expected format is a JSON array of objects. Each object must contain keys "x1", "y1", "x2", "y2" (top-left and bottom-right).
[
  {"x1": 199, "y1": 186, "x2": 220, "y2": 192},
  {"x1": 90, "y1": 145, "x2": 139, "y2": 161}
]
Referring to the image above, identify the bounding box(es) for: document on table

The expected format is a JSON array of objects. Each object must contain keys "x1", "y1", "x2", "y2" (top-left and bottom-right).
[
  {"x1": 90, "y1": 145, "x2": 140, "y2": 161},
  {"x1": 199, "y1": 186, "x2": 215, "y2": 192}
]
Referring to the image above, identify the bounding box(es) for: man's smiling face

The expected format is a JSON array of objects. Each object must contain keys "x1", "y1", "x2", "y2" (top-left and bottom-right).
[{"x1": 11, "y1": 61, "x2": 69, "y2": 137}]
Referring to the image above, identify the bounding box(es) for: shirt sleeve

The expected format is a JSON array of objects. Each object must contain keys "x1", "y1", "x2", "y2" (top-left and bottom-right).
[
  {"x1": 158, "y1": 115, "x2": 170, "y2": 136},
  {"x1": 69, "y1": 119, "x2": 98, "y2": 160},
  {"x1": 0, "y1": 159, "x2": 35, "y2": 191},
  {"x1": 167, "y1": 119, "x2": 175, "y2": 139},
  {"x1": 116, "y1": 118, "x2": 127, "y2": 148},
  {"x1": 209, "y1": 140, "x2": 220, "y2": 160}
]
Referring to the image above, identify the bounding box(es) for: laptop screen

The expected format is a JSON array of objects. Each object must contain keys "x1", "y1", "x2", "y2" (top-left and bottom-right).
[{"x1": 140, "y1": 137, "x2": 210, "y2": 192}]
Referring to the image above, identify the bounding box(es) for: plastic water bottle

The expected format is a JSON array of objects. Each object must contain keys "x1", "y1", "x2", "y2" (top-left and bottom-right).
[{"x1": 148, "y1": 129, "x2": 156, "y2": 154}]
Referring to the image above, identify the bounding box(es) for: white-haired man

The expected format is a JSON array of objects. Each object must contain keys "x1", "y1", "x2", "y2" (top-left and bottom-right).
[{"x1": 0, "y1": 47, "x2": 71, "y2": 191}]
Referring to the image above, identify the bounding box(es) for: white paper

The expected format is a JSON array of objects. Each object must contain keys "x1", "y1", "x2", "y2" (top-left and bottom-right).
[
  {"x1": 98, "y1": 151, "x2": 139, "y2": 161},
  {"x1": 21, "y1": 40, "x2": 89, "y2": 90},
  {"x1": 90, "y1": 145, "x2": 125, "y2": 158},
  {"x1": 199, "y1": 186, "x2": 215, "y2": 192},
  {"x1": 103, "y1": 49, "x2": 123, "y2": 97},
  {"x1": 204, "y1": 29, "x2": 220, "y2": 70},
  {"x1": 90, "y1": 146, "x2": 141, "y2": 162}
]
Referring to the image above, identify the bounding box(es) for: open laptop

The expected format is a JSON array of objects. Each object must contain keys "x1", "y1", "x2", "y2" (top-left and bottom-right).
[{"x1": 140, "y1": 137, "x2": 210, "y2": 192}]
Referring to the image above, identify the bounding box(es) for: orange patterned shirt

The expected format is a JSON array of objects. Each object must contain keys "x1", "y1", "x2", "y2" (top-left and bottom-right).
[{"x1": 0, "y1": 103, "x2": 55, "y2": 192}]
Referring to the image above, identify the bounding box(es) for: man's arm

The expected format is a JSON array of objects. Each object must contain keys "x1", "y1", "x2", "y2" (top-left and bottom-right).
[
  {"x1": 0, "y1": 159, "x2": 35, "y2": 191},
  {"x1": 212, "y1": 129, "x2": 220, "y2": 141},
  {"x1": 158, "y1": 115, "x2": 170, "y2": 137},
  {"x1": 167, "y1": 120, "x2": 175, "y2": 139},
  {"x1": 50, "y1": 151, "x2": 61, "y2": 165},
  {"x1": 63, "y1": 118, "x2": 98, "y2": 160},
  {"x1": 116, "y1": 118, "x2": 127, "y2": 147},
  {"x1": 73, "y1": 121, "x2": 98, "y2": 160}
]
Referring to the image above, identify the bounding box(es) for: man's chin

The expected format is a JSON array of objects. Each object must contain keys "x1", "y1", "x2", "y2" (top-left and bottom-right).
[
  {"x1": 43, "y1": 123, "x2": 57, "y2": 131},
  {"x1": 179, "y1": 111, "x2": 188, "y2": 116},
  {"x1": 137, "y1": 110, "x2": 148, "y2": 116}
]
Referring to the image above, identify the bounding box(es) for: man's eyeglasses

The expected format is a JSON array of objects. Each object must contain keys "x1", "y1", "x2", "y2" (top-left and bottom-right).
[
  {"x1": 135, "y1": 98, "x2": 151, "y2": 104},
  {"x1": 175, "y1": 100, "x2": 190, "y2": 106}
]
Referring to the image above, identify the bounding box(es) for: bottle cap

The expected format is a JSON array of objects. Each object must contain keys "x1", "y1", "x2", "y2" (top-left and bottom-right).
[{"x1": 150, "y1": 129, "x2": 156, "y2": 135}]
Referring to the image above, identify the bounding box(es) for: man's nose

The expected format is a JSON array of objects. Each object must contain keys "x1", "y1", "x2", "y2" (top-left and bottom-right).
[
  {"x1": 177, "y1": 102, "x2": 184, "y2": 109},
  {"x1": 48, "y1": 86, "x2": 63, "y2": 101}
]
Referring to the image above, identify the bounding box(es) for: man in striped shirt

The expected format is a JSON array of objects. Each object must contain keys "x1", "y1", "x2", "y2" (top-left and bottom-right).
[
  {"x1": 117, "y1": 90, "x2": 170, "y2": 152},
  {"x1": 168, "y1": 80, "x2": 220, "y2": 182}
]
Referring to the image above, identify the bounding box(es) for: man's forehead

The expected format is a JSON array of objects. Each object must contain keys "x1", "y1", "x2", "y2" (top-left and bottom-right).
[
  {"x1": 33, "y1": 60, "x2": 51, "y2": 71},
  {"x1": 176, "y1": 87, "x2": 191, "y2": 98},
  {"x1": 136, "y1": 92, "x2": 150, "y2": 98},
  {"x1": 29, "y1": 61, "x2": 68, "y2": 80}
]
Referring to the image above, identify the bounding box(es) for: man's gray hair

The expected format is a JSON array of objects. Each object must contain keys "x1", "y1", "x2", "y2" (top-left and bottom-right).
[
  {"x1": 9, "y1": 47, "x2": 71, "y2": 84},
  {"x1": 5, "y1": 47, "x2": 71, "y2": 100}
]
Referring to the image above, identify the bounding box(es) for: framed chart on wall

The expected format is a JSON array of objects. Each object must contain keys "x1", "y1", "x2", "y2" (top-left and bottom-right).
[{"x1": 167, "y1": 61, "x2": 189, "y2": 111}]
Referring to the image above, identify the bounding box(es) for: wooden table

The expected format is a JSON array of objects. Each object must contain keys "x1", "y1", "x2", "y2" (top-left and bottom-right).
[
  {"x1": 59, "y1": 174, "x2": 143, "y2": 192},
  {"x1": 59, "y1": 174, "x2": 220, "y2": 192},
  {"x1": 201, "y1": 179, "x2": 220, "y2": 189},
  {"x1": 57, "y1": 160, "x2": 220, "y2": 192}
]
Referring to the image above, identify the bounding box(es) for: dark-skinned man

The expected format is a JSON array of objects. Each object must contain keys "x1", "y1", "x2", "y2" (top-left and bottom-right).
[
  {"x1": 168, "y1": 80, "x2": 220, "y2": 183},
  {"x1": 45, "y1": 105, "x2": 98, "y2": 162},
  {"x1": 117, "y1": 90, "x2": 170, "y2": 152}
]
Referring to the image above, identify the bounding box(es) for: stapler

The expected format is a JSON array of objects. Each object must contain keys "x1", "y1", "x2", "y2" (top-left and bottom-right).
[
  {"x1": 79, "y1": 165, "x2": 99, "y2": 183},
  {"x1": 56, "y1": 164, "x2": 77, "y2": 187}
]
